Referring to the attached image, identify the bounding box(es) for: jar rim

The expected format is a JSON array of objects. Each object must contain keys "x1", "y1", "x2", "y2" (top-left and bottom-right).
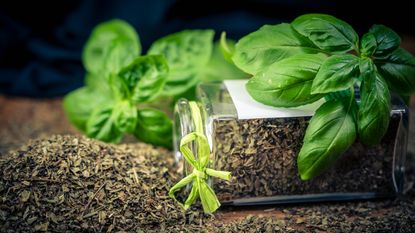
[{"x1": 173, "y1": 98, "x2": 195, "y2": 162}]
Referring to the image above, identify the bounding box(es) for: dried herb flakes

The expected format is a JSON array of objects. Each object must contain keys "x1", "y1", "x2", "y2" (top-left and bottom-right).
[
  {"x1": 213, "y1": 117, "x2": 398, "y2": 200},
  {"x1": 0, "y1": 135, "x2": 209, "y2": 232},
  {"x1": 1, "y1": 134, "x2": 414, "y2": 232}
]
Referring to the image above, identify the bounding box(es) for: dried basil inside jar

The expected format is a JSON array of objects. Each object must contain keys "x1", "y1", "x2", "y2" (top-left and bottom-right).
[{"x1": 173, "y1": 80, "x2": 408, "y2": 206}]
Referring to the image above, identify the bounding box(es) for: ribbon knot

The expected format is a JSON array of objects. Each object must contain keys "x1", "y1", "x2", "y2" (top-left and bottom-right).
[
  {"x1": 192, "y1": 169, "x2": 207, "y2": 179},
  {"x1": 168, "y1": 132, "x2": 231, "y2": 213},
  {"x1": 169, "y1": 101, "x2": 231, "y2": 214}
]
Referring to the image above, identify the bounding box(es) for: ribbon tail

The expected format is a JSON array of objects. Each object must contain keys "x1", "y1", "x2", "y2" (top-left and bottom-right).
[
  {"x1": 205, "y1": 168, "x2": 232, "y2": 181},
  {"x1": 183, "y1": 185, "x2": 199, "y2": 210},
  {"x1": 168, "y1": 174, "x2": 195, "y2": 207},
  {"x1": 198, "y1": 179, "x2": 221, "y2": 213},
  {"x1": 180, "y1": 133, "x2": 199, "y2": 168}
]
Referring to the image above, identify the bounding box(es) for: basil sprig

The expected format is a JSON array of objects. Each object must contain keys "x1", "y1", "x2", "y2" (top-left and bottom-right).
[
  {"x1": 64, "y1": 20, "x2": 172, "y2": 147},
  {"x1": 231, "y1": 13, "x2": 415, "y2": 180},
  {"x1": 64, "y1": 19, "x2": 247, "y2": 147}
]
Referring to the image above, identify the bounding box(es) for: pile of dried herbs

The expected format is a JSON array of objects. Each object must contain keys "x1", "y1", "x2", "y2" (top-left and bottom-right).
[
  {"x1": 0, "y1": 135, "x2": 212, "y2": 232},
  {"x1": 274, "y1": 199, "x2": 415, "y2": 232},
  {"x1": 212, "y1": 215, "x2": 295, "y2": 233},
  {"x1": 0, "y1": 134, "x2": 414, "y2": 232}
]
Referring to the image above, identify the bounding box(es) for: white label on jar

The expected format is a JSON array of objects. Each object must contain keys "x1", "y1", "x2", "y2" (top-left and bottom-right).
[{"x1": 224, "y1": 80, "x2": 325, "y2": 119}]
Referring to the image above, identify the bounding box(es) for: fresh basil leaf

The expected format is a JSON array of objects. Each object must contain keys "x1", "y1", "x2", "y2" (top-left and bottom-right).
[
  {"x1": 199, "y1": 41, "x2": 249, "y2": 82},
  {"x1": 86, "y1": 104, "x2": 123, "y2": 143},
  {"x1": 160, "y1": 72, "x2": 200, "y2": 97},
  {"x1": 232, "y1": 23, "x2": 321, "y2": 75},
  {"x1": 161, "y1": 39, "x2": 248, "y2": 99},
  {"x1": 358, "y1": 59, "x2": 391, "y2": 145},
  {"x1": 116, "y1": 55, "x2": 169, "y2": 103},
  {"x1": 148, "y1": 29, "x2": 214, "y2": 95},
  {"x1": 246, "y1": 53, "x2": 326, "y2": 107},
  {"x1": 369, "y1": 25, "x2": 401, "y2": 57},
  {"x1": 311, "y1": 54, "x2": 360, "y2": 94},
  {"x1": 297, "y1": 93, "x2": 357, "y2": 180},
  {"x1": 83, "y1": 19, "x2": 140, "y2": 77},
  {"x1": 63, "y1": 87, "x2": 112, "y2": 132},
  {"x1": 84, "y1": 73, "x2": 112, "y2": 95},
  {"x1": 375, "y1": 48, "x2": 415, "y2": 95},
  {"x1": 220, "y1": 32, "x2": 234, "y2": 63},
  {"x1": 134, "y1": 108, "x2": 173, "y2": 148},
  {"x1": 360, "y1": 32, "x2": 377, "y2": 57},
  {"x1": 113, "y1": 100, "x2": 137, "y2": 133},
  {"x1": 292, "y1": 14, "x2": 358, "y2": 53}
]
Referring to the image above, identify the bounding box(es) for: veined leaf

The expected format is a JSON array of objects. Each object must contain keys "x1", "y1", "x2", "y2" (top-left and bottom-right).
[
  {"x1": 83, "y1": 19, "x2": 140, "y2": 77},
  {"x1": 292, "y1": 14, "x2": 358, "y2": 52},
  {"x1": 246, "y1": 53, "x2": 326, "y2": 107},
  {"x1": 375, "y1": 48, "x2": 415, "y2": 95},
  {"x1": 297, "y1": 92, "x2": 357, "y2": 180},
  {"x1": 116, "y1": 55, "x2": 169, "y2": 103},
  {"x1": 370, "y1": 25, "x2": 401, "y2": 57},
  {"x1": 86, "y1": 104, "x2": 123, "y2": 143},
  {"x1": 63, "y1": 87, "x2": 112, "y2": 132},
  {"x1": 113, "y1": 100, "x2": 137, "y2": 133},
  {"x1": 360, "y1": 32, "x2": 377, "y2": 57},
  {"x1": 311, "y1": 54, "x2": 360, "y2": 94},
  {"x1": 232, "y1": 23, "x2": 322, "y2": 75},
  {"x1": 134, "y1": 108, "x2": 173, "y2": 148},
  {"x1": 358, "y1": 59, "x2": 391, "y2": 145}
]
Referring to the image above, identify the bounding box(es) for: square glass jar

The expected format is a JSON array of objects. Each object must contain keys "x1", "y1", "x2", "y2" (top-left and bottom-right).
[{"x1": 173, "y1": 80, "x2": 408, "y2": 206}]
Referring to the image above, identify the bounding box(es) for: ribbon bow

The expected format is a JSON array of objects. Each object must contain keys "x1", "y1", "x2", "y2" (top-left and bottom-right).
[{"x1": 169, "y1": 102, "x2": 231, "y2": 213}]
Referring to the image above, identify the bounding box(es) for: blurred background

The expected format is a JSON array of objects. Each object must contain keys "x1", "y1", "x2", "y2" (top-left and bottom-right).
[{"x1": 1, "y1": 0, "x2": 414, "y2": 97}]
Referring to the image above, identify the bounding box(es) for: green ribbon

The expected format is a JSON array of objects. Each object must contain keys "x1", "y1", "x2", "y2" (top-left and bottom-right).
[{"x1": 169, "y1": 101, "x2": 231, "y2": 213}]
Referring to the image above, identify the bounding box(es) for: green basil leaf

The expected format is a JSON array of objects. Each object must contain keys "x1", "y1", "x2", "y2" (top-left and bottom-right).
[
  {"x1": 86, "y1": 104, "x2": 123, "y2": 143},
  {"x1": 83, "y1": 19, "x2": 140, "y2": 76},
  {"x1": 84, "y1": 73, "x2": 112, "y2": 94},
  {"x1": 134, "y1": 108, "x2": 173, "y2": 148},
  {"x1": 360, "y1": 32, "x2": 377, "y2": 57},
  {"x1": 63, "y1": 87, "x2": 112, "y2": 132},
  {"x1": 219, "y1": 32, "x2": 234, "y2": 63},
  {"x1": 116, "y1": 55, "x2": 169, "y2": 103},
  {"x1": 297, "y1": 93, "x2": 357, "y2": 180},
  {"x1": 148, "y1": 29, "x2": 214, "y2": 95},
  {"x1": 369, "y1": 24, "x2": 401, "y2": 57},
  {"x1": 292, "y1": 14, "x2": 358, "y2": 52},
  {"x1": 232, "y1": 23, "x2": 321, "y2": 75},
  {"x1": 246, "y1": 54, "x2": 326, "y2": 107},
  {"x1": 358, "y1": 59, "x2": 391, "y2": 145},
  {"x1": 311, "y1": 54, "x2": 360, "y2": 94},
  {"x1": 375, "y1": 48, "x2": 415, "y2": 95},
  {"x1": 113, "y1": 100, "x2": 137, "y2": 133},
  {"x1": 160, "y1": 72, "x2": 200, "y2": 97}
]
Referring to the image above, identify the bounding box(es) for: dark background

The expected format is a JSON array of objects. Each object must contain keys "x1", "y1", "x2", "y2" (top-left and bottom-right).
[{"x1": 1, "y1": 0, "x2": 414, "y2": 97}]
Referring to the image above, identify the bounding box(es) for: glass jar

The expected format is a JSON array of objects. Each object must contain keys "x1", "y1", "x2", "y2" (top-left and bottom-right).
[{"x1": 173, "y1": 80, "x2": 409, "y2": 206}]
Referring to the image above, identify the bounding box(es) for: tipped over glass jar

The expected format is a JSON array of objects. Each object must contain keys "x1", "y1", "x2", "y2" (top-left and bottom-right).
[{"x1": 173, "y1": 80, "x2": 408, "y2": 206}]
